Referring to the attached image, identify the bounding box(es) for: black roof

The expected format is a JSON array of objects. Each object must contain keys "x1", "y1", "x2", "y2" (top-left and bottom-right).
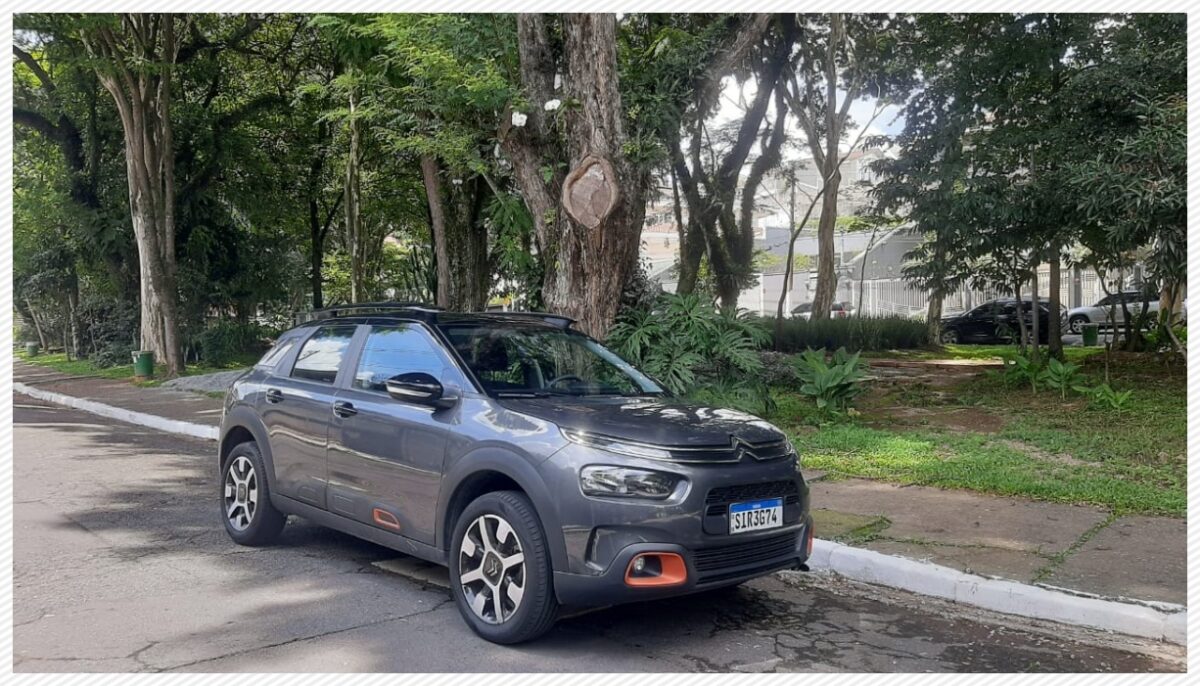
[{"x1": 292, "y1": 302, "x2": 575, "y2": 330}]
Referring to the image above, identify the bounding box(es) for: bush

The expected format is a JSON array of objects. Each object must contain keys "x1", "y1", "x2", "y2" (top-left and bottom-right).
[
  {"x1": 607, "y1": 292, "x2": 772, "y2": 414},
  {"x1": 793, "y1": 347, "x2": 868, "y2": 419},
  {"x1": 194, "y1": 321, "x2": 275, "y2": 366},
  {"x1": 767, "y1": 315, "x2": 927, "y2": 353}
]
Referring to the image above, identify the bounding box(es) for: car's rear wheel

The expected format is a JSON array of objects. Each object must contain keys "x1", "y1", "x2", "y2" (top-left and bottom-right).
[
  {"x1": 449, "y1": 491, "x2": 558, "y2": 644},
  {"x1": 221, "y1": 441, "x2": 286, "y2": 546},
  {"x1": 1068, "y1": 314, "x2": 1089, "y2": 334}
]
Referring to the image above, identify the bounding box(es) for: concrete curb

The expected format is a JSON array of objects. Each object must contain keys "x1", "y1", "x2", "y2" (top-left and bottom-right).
[
  {"x1": 14, "y1": 382, "x2": 1186, "y2": 645},
  {"x1": 14, "y1": 381, "x2": 219, "y2": 441},
  {"x1": 792, "y1": 539, "x2": 1186, "y2": 645}
]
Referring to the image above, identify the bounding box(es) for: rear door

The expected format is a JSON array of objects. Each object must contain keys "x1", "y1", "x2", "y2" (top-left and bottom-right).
[
  {"x1": 326, "y1": 322, "x2": 467, "y2": 544},
  {"x1": 260, "y1": 324, "x2": 359, "y2": 508}
]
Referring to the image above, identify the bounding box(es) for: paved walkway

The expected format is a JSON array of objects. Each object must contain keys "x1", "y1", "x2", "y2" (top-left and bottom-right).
[
  {"x1": 809, "y1": 478, "x2": 1185, "y2": 605},
  {"x1": 14, "y1": 360, "x2": 224, "y2": 426},
  {"x1": 12, "y1": 359, "x2": 1186, "y2": 607}
]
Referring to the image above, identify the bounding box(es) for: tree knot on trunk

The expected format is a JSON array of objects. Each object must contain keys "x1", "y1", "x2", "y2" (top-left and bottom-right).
[{"x1": 561, "y1": 155, "x2": 618, "y2": 229}]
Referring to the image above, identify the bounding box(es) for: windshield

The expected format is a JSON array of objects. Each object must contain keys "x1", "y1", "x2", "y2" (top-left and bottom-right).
[{"x1": 440, "y1": 324, "x2": 665, "y2": 397}]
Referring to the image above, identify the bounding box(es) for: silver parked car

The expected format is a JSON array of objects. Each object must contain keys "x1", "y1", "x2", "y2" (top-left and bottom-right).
[{"x1": 1067, "y1": 292, "x2": 1159, "y2": 333}]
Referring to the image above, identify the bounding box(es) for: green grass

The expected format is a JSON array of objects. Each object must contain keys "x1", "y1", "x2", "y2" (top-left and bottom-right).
[
  {"x1": 16, "y1": 349, "x2": 254, "y2": 384},
  {"x1": 771, "y1": 356, "x2": 1185, "y2": 516},
  {"x1": 862, "y1": 344, "x2": 1104, "y2": 363}
]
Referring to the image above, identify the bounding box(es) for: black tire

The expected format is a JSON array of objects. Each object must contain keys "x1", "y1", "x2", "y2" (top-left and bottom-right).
[
  {"x1": 220, "y1": 441, "x2": 287, "y2": 546},
  {"x1": 940, "y1": 328, "x2": 960, "y2": 345},
  {"x1": 1068, "y1": 315, "x2": 1089, "y2": 334},
  {"x1": 449, "y1": 490, "x2": 559, "y2": 644}
]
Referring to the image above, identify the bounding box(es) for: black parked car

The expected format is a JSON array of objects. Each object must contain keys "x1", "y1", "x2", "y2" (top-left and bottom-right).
[
  {"x1": 939, "y1": 299, "x2": 1064, "y2": 344},
  {"x1": 218, "y1": 303, "x2": 813, "y2": 644}
]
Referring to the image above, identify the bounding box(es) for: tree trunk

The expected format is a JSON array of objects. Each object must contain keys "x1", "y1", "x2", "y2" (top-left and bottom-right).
[
  {"x1": 344, "y1": 86, "x2": 365, "y2": 303},
  {"x1": 1048, "y1": 255, "x2": 1063, "y2": 358},
  {"x1": 422, "y1": 154, "x2": 453, "y2": 309},
  {"x1": 926, "y1": 294, "x2": 944, "y2": 346},
  {"x1": 309, "y1": 196, "x2": 326, "y2": 310},
  {"x1": 1030, "y1": 262, "x2": 1041, "y2": 364},
  {"x1": 809, "y1": 171, "x2": 842, "y2": 320},
  {"x1": 671, "y1": 166, "x2": 703, "y2": 296},
  {"x1": 502, "y1": 13, "x2": 646, "y2": 338},
  {"x1": 421, "y1": 156, "x2": 490, "y2": 311}
]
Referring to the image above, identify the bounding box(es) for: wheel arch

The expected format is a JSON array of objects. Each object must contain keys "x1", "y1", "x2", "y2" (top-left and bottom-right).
[
  {"x1": 437, "y1": 448, "x2": 566, "y2": 573},
  {"x1": 218, "y1": 406, "x2": 277, "y2": 488}
]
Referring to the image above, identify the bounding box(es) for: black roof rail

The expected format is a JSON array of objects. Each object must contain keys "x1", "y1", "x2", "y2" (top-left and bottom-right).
[
  {"x1": 482, "y1": 311, "x2": 576, "y2": 329},
  {"x1": 293, "y1": 301, "x2": 441, "y2": 326}
]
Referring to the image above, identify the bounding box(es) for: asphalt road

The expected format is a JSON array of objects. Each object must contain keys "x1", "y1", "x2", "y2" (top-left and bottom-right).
[{"x1": 12, "y1": 395, "x2": 1183, "y2": 673}]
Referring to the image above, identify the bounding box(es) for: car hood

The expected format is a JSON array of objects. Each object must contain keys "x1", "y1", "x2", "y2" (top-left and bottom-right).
[{"x1": 495, "y1": 396, "x2": 786, "y2": 448}]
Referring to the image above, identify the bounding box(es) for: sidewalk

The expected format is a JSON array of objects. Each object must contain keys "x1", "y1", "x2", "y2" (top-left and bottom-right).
[
  {"x1": 808, "y1": 478, "x2": 1185, "y2": 605},
  {"x1": 14, "y1": 360, "x2": 224, "y2": 426},
  {"x1": 11, "y1": 359, "x2": 1186, "y2": 620}
]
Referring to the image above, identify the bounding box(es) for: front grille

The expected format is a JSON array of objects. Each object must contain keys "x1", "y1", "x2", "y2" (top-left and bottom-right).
[
  {"x1": 669, "y1": 438, "x2": 792, "y2": 463},
  {"x1": 704, "y1": 480, "x2": 800, "y2": 517},
  {"x1": 693, "y1": 531, "x2": 800, "y2": 580}
]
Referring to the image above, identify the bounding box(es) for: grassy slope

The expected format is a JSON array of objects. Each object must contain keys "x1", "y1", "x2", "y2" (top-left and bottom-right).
[
  {"x1": 15, "y1": 350, "x2": 255, "y2": 386},
  {"x1": 771, "y1": 351, "x2": 1185, "y2": 516}
]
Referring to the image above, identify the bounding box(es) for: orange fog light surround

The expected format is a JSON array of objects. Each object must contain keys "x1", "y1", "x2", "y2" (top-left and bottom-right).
[{"x1": 624, "y1": 552, "x2": 688, "y2": 587}]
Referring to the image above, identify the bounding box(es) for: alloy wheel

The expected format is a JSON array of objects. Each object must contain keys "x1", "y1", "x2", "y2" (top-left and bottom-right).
[
  {"x1": 458, "y1": 514, "x2": 526, "y2": 625},
  {"x1": 223, "y1": 455, "x2": 259, "y2": 531}
]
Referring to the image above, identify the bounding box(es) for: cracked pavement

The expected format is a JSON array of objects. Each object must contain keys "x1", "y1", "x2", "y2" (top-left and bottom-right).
[{"x1": 12, "y1": 395, "x2": 1183, "y2": 673}]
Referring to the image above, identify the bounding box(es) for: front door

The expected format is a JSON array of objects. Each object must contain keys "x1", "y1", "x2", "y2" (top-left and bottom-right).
[
  {"x1": 261, "y1": 324, "x2": 357, "y2": 508},
  {"x1": 326, "y1": 322, "x2": 465, "y2": 544}
]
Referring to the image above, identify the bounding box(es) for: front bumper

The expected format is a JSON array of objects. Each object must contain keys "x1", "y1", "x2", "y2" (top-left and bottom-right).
[
  {"x1": 539, "y1": 442, "x2": 813, "y2": 607},
  {"x1": 553, "y1": 515, "x2": 813, "y2": 606}
]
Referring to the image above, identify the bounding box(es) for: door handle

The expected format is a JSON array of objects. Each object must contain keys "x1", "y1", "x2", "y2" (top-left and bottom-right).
[
  {"x1": 265, "y1": 388, "x2": 284, "y2": 403},
  {"x1": 332, "y1": 400, "x2": 357, "y2": 418}
]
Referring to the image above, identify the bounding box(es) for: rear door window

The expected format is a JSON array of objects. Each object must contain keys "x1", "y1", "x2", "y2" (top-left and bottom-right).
[{"x1": 291, "y1": 326, "x2": 357, "y2": 384}]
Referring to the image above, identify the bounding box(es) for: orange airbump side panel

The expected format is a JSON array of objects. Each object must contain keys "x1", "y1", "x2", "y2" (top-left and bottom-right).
[{"x1": 372, "y1": 508, "x2": 401, "y2": 531}]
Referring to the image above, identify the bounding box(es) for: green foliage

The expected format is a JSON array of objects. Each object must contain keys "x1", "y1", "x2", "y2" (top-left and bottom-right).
[
  {"x1": 769, "y1": 316, "x2": 927, "y2": 353},
  {"x1": 792, "y1": 347, "x2": 867, "y2": 419},
  {"x1": 194, "y1": 321, "x2": 276, "y2": 366},
  {"x1": 1041, "y1": 358, "x2": 1082, "y2": 400},
  {"x1": 607, "y1": 292, "x2": 772, "y2": 414},
  {"x1": 992, "y1": 351, "x2": 1046, "y2": 393},
  {"x1": 1072, "y1": 382, "x2": 1134, "y2": 413}
]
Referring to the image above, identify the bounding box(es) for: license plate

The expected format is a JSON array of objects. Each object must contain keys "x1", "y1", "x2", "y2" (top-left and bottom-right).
[{"x1": 728, "y1": 498, "x2": 783, "y2": 534}]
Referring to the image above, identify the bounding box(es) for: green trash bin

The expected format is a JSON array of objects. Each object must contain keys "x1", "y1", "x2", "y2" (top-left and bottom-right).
[
  {"x1": 132, "y1": 350, "x2": 155, "y2": 379},
  {"x1": 25, "y1": 342, "x2": 39, "y2": 356},
  {"x1": 1081, "y1": 323, "x2": 1099, "y2": 346}
]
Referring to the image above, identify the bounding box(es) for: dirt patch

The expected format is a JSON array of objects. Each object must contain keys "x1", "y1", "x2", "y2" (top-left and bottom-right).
[
  {"x1": 864, "y1": 402, "x2": 1003, "y2": 434},
  {"x1": 995, "y1": 438, "x2": 1088, "y2": 467}
]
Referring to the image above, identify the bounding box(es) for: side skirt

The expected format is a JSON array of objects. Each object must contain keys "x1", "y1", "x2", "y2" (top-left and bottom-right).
[{"x1": 272, "y1": 493, "x2": 448, "y2": 566}]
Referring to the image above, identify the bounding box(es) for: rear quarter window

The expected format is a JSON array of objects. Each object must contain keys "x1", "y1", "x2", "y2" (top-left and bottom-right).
[{"x1": 255, "y1": 339, "x2": 295, "y2": 370}]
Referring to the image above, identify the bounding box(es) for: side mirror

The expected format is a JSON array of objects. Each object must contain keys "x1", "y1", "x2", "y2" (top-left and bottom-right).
[{"x1": 385, "y1": 372, "x2": 459, "y2": 410}]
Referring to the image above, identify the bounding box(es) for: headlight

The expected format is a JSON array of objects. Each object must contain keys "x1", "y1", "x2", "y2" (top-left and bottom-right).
[
  {"x1": 580, "y1": 466, "x2": 683, "y2": 499},
  {"x1": 560, "y1": 428, "x2": 673, "y2": 461}
]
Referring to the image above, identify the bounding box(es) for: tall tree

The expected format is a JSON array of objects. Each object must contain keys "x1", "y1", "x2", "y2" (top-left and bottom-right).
[
  {"x1": 78, "y1": 14, "x2": 189, "y2": 375},
  {"x1": 785, "y1": 13, "x2": 917, "y2": 320}
]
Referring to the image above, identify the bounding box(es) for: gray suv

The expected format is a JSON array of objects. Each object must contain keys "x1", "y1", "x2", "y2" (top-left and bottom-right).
[{"x1": 218, "y1": 303, "x2": 813, "y2": 643}]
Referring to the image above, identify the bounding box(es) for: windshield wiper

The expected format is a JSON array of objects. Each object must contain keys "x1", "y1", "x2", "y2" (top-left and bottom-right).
[{"x1": 494, "y1": 390, "x2": 551, "y2": 398}]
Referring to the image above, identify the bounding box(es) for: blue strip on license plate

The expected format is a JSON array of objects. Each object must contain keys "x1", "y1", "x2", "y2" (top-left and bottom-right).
[{"x1": 729, "y1": 498, "x2": 783, "y2": 514}]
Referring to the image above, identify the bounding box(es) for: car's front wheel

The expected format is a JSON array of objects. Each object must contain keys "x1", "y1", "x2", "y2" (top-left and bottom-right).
[
  {"x1": 940, "y1": 327, "x2": 960, "y2": 345},
  {"x1": 221, "y1": 441, "x2": 287, "y2": 546},
  {"x1": 1068, "y1": 314, "x2": 1089, "y2": 334},
  {"x1": 449, "y1": 491, "x2": 558, "y2": 644}
]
